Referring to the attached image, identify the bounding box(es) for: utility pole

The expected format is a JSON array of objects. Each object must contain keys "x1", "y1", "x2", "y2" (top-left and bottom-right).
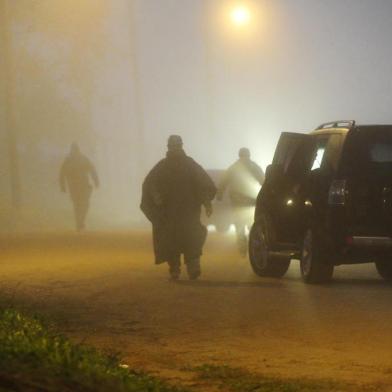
[{"x1": 1, "y1": 0, "x2": 21, "y2": 208}]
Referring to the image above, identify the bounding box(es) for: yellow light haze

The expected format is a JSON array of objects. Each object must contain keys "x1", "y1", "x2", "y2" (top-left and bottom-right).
[{"x1": 230, "y1": 5, "x2": 251, "y2": 27}]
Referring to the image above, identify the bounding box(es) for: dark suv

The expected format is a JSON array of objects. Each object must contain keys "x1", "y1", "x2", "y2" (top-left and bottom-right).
[{"x1": 249, "y1": 120, "x2": 392, "y2": 283}]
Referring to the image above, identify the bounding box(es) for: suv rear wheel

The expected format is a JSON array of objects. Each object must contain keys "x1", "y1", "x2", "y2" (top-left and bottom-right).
[
  {"x1": 300, "y1": 228, "x2": 334, "y2": 283},
  {"x1": 249, "y1": 218, "x2": 290, "y2": 278},
  {"x1": 375, "y1": 259, "x2": 392, "y2": 282}
]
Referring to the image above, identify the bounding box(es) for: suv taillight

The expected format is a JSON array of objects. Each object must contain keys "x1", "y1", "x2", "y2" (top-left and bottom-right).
[{"x1": 328, "y1": 180, "x2": 347, "y2": 205}]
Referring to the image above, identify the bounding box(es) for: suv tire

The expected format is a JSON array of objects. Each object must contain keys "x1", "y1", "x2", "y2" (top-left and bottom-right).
[
  {"x1": 249, "y1": 218, "x2": 290, "y2": 278},
  {"x1": 300, "y1": 228, "x2": 334, "y2": 284},
  {"x1": 375, "y1": 259, "x2": 392, "y2": 282}
]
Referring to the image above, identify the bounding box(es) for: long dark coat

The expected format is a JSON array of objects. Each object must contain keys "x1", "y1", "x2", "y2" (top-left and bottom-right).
[{"x1": 140, "y1": 149, "x2": 216, "y2": 264}]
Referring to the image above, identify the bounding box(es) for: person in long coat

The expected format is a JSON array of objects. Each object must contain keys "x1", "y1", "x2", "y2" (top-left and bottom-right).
[
  {"x1": 141, "y1": 135, "x2": 216, "y2": 280},
  {"x1": 60, "y1": 143, "x2": 99, "y2": 231}
]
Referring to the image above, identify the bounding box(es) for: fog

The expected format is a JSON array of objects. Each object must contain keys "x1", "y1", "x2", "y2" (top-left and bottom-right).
[{"x1": 1, "y1": 0, "x2": 392, "y2": 231}]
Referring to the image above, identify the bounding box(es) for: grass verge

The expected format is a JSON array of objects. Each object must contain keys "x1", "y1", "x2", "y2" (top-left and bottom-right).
[{"x1": 0, "y1": 308, "x2": 185, "y2": 392}]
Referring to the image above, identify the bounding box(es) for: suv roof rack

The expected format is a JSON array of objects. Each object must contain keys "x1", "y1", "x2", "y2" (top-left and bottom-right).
[{"x1": 315, "y1": 120, "x2": 356, "y2": 130}]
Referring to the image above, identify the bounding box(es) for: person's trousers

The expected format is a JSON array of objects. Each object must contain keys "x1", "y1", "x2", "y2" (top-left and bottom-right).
[
  {"x1": 168, "y1": 255, "x2": 200, "y2": 278},
  {"x1": 70, "y1": 187, "x2": 92, "y2": 231}
]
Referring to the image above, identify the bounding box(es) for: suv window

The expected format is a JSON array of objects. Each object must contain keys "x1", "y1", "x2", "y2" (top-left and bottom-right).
[
  {"x1": 308, "y1": 134, "x2": 345, "y2": 173},
  {"x1": 310, "y1": 137, "x2": 329, "y2": 171},
  {"x1": 341, "y1": 127, "x2": 392, "y2": 174},
  {"x1": 370, "y1": 143, "x2": 392, "y2": 163}
]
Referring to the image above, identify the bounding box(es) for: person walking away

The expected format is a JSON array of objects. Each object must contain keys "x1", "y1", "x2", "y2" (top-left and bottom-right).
[
  {"x1": 60, "y1": 143, "x2": 99, "y2": 231},
  {"x1": 140, "y1": 135, "x2": 216, "y2": 280},
  {"x1": 217, "y1": 147, "x2": 264, "y2": 256}
]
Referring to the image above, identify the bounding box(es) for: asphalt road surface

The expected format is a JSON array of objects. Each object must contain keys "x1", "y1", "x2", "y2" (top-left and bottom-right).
[{"x1": 1, "y1": 230, "x2": 392, "y2": 389}]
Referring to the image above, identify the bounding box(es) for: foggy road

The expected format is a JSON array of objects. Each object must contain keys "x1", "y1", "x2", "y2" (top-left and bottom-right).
[{"x1": 1, "y1": 230, "x2": 392, "y2": 389}]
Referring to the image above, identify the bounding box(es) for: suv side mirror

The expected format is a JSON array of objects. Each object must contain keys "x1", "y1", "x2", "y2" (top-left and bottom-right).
[{"x1": 265, "y1": 164, "x2": 284, "y2": 181}]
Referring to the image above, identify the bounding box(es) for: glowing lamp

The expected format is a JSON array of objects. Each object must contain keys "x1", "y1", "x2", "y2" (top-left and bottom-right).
[{"x1": 230, "y1": 6, "x2": 251, "y2": 27}]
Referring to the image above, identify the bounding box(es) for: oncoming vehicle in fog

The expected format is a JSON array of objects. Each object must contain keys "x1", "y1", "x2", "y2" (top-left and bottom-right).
[
  {"x1": 203, "y1": 169, "x2": 232, "y2": 232},
  {"x1": 249, "y1": 120, "x2": 392, "y2": 283},
  {"x1": 203, "y1": 167, "x2": 262, "y2": 238}
]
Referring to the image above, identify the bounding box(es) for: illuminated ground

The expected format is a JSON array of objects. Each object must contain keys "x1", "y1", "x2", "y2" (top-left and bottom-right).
[{"x1": 1, "y1": 230, "x2": 392, "y2": 389}]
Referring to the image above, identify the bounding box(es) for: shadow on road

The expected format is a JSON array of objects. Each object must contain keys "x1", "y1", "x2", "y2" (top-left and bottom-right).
[
  {"x1": 332, "y1": 277, "x2": 391, "y2": 288},
  {"x1": 173, "y1": 279, "x2": 287, "y2": 289},
  {"x1": 174, "y1": 275, "x2": 392, "y2": 290}
]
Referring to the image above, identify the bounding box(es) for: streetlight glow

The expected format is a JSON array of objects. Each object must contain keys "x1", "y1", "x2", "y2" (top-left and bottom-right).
[{"x1": 230, "y1": 5, "x2": 251, "y2": 27}]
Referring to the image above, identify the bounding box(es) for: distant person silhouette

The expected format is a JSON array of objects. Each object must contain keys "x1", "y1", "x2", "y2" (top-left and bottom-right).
[
  {"x1": 60, "y1": 143, "x2": 99, "y2": 231},
  {"x1": 141, "y1": 135, "x2": 216, "y2": 280},
  {"x1": 217, "y1": 147, "x2": 264, "y2": 256}
]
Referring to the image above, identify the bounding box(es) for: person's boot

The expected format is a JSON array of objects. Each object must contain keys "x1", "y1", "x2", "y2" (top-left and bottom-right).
[
  {"x1": 186, "y1": 258, "x2": 201, "y2": 280},
  {"x1": 168, "y1": 258, "x2": 181, "y2": 280}
]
